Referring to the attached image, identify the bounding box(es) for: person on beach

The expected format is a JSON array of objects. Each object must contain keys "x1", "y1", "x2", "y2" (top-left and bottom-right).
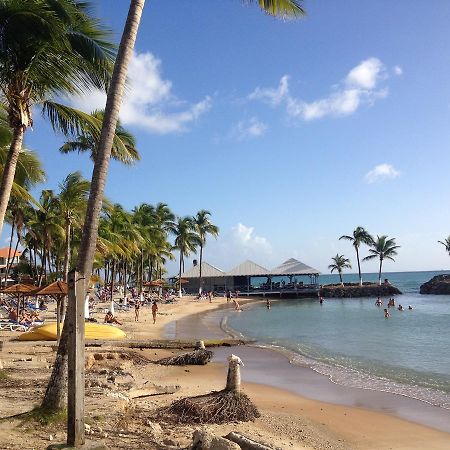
[
  {"x1": 226, "y1": 290, "x2": 231, "y2": 302},
  {"x1": 104, "y1": 310, "x2": 122, "y2": 325},
  {"x1": 384, "y1": 308, "x2": 390, "y2": 318},
  {"x1": 232, "y1": 298, "x2": 241, "y2": 311},
  {"x1": 134, "y1": 299, "x2": 141, "y2": 322},
  {"x1": 151, "y1": 300, "x2": 158, "y2": 324},
  {"x1": 208, "y1": 291, "x2": 213, "y2": 303},
  {"x1": 266, "y1": 299, "x2": 271, "y2": 309}
]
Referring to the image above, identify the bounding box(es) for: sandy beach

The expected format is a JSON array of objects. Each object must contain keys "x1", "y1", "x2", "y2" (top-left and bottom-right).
[{"x1": 0, "y1": 295, "x2": 449, "y2": 450}]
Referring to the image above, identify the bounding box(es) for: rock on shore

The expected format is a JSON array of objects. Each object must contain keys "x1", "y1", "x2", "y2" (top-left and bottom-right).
[
  {"x1": 320, "y1": 282, "x2": 402, "y2": 298},
  {"x1": 419, "y1": 274, "x2": 450, "y2": 294}
]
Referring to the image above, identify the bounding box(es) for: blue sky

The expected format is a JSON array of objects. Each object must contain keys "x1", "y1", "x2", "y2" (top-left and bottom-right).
[{"x1": 13, "y1": 0, "x2": 450, "y2": 275}]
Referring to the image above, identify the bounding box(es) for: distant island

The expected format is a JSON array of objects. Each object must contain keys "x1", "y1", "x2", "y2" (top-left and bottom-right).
[
  {"x1": 420, "y1": 274, "x2": 450, "y2": 294},
  {"x1": 321, "y1": 282, "x2": 402, "y2": 298}
]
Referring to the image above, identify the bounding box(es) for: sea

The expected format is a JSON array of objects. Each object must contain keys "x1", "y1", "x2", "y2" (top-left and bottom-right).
[{"x1": 223, "y1": 270, "x2": 450, "y2": 410}]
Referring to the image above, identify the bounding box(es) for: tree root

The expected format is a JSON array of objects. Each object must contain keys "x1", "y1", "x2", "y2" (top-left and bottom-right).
[{"x1": 166, "y1": 389, "x2": 260, "y2": 424}]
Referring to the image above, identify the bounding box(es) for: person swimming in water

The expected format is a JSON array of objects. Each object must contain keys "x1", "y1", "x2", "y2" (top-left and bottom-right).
[{"x1": 384, "y1": 308, "x2": 390, "y2": 318}]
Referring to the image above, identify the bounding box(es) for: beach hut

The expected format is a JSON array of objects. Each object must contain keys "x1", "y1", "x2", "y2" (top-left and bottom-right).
[
  {"x1": 178, "y1": 262, "x2": 227, "y2": 293},
  {"x1": 270, "y1": 258, "x2": 320, "y2": 288},
  {"x1": 34, "y1": 281, "x2": 68, "y2": 341},
  {"x1": 226, "y1": 260, "x2": 270, "y2": 292}
]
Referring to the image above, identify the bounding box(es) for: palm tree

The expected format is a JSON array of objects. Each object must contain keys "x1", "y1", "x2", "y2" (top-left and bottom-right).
[
  {"x1": 0, "y1": 0, "x2": 115, "y2": 237},
  {"x1": 56, "y1": 172, "x2": 90, "y2": 283},
  {"x1": 193, "y1": 210, "x2": 219, "y2": 293},
  {"x1": 328, "y1": 254, "x2": 352, "y2": 287},
  {"x1": 363, "y1": 235, "x2": 400, "y2": 285},
  {"x1": 339, "y1": 227, "x2": 373, "y2": 286},
  {"x1": 438, "y1": 236, "x2": 450, "y2": 255},
  {"x1": 173, "y1": 217, "x2": 202, "y2": 297},
  {"x1": 42, "y1": 0, "x2": 144, "y2": 420},
  {"x1": 59, "y1": 110, "x2": 139, "y2": 165}
]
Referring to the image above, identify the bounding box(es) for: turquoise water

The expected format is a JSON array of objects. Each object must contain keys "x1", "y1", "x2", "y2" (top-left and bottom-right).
[{"x1": 226, "y1": 271, "x2": 450, "y2": 409}]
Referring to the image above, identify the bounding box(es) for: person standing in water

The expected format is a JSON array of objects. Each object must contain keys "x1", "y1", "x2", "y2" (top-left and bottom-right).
[
  {"x1": 266, "y1": 299, "x2": 271, "y2": 309},
  {"x1": 384, "y1": 308, "x2": 390, "y2": 318},
  {"x1": 151, "y1": 300, "x2": 158, "y2": 324}
]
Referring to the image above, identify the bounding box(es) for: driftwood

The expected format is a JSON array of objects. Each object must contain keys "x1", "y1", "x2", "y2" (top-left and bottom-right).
[
  {"x1": 225, "y1": 431, "x2": 279, "y2": 450},
  {"x1": 157, "y1": 349, "x2": 213, "y2": 366},
  {"x1": 129, "y1": 384, "x2": 180, "y2": 399},
  {"x1": 167, "y1": 389, "x2": 260, "y2": 424}
]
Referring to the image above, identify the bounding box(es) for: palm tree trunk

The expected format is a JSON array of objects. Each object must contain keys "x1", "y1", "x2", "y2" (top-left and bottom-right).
[
  {"x1": 139, "y1": 252, "x2": 143, "y2": 295},
  {"x1": 378, "y1": 257, "x2": 383, "y2": 285},
  {"x1": 0, "y1": 126, "x2": 25, "y2": 238},
  {"x1": 226, "y1": 359, "x2": 241, "y2": 393},
  {"x1": 178, "y1": 250, "x2": 183, "y2": 298},
  {"x1": 339, "y1": 271, "x2": 343, "y2": 286},
  {"x1": 110, "y1": 259, "x2": 116, "y2": 301},
  {"x1": 42, "y1": 0, "x2": 146, "y2": 415},
  {"x1": 63, "y1": 219, "x2": 71, "y2": 282},
  {"x1": 6, "y1": 232, "x2": 20, "y2": 282},
  {"x1": 356, "y1": 246, "x2": 362, "y2": 286},
  {"x1": 4, "y1": 218, "x2": 15, "y2": 287},
  {"x1": 199, "y1": 244, "x2": 203, "y2": 294}
]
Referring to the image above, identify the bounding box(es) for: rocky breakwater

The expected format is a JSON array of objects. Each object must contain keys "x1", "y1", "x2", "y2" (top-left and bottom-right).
[
  {"x1": 420, "y1": 274, "x2": 450, "y2": 294},
  {"x1": 321, "y1": 282, "x2": 402, "y2": 298}
]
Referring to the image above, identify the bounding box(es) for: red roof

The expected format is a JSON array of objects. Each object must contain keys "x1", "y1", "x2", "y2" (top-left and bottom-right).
[{"x1": 0, "y1": 247, "x2": 22, "y2": 258}]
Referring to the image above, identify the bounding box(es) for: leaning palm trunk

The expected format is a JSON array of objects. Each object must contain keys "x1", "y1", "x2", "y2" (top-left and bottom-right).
[
  {"x1": 42, "y1": 0, "x2": 146, "y2": 414},
  {"x1": 0, "y1": 127, "x2": 25, "y2": 238},
  {"x1": 41, "y1": 320, "x2": 69, "y2": 411},
  {"x1": 178, "y1": 250, "x2": 183, "y2": 297}
]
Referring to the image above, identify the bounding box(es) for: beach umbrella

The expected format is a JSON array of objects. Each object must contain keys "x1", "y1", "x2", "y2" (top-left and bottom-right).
[
  {"x1": 34, "y1": 281, "x2": 68, "y2": 341},
  {"x1": 2, "y1": 283, "x2": 37, "y2": 318}
]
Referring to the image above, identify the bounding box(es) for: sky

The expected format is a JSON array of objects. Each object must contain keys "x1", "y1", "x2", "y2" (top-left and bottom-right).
[{"x1": 11, "y1": 0, "x2": 450, "y2": 276}]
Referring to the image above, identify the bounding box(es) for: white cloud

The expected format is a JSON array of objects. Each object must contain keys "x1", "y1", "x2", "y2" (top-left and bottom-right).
[
  {"x1": 232, "y1": 223, "x2": 272, "y2": 254},
  {"x1": 68, "y1": 51, "x2": 211, "y2": 134},
  {"x1": 365, "y1": 163, "x2": 400, "y2": 183},
  {"x1": 231, "y1": 117, "x2": 267, "y2": 139},
  {"x1": 393, "y1": 65, "x2": 403, "y2": 76},
  {"x1": 249, "y1": 58, "x2": 395, "y2": 121},
  {"x1": 345, "y1": 57, "x2": 386, "y2": 89},
  {"x1": 248, "y1": 75, "x2": 289, "y2": 106}
]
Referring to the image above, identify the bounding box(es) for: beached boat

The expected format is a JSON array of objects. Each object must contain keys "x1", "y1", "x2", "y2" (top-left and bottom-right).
[{"x1": 18, "y1": 322, "x2": 126, "y2": 341}]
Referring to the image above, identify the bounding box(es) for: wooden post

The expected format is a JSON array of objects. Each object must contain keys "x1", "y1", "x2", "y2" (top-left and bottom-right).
[{"x1": 67, "y1": 270, "x2": 86, "y2": 447}]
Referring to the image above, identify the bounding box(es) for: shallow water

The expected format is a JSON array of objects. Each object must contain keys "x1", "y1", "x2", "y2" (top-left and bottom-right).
[{"x1": 225, "y1": 271, "x2": 450, "y2": 409}]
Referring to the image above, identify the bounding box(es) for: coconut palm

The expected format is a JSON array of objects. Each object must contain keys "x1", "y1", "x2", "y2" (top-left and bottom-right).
[
  {"x1": 328, "y1": 254, "x2": 352, "y2": 287},
  {"x1": 56, "y1": 172, "x2": 90, "y2": 282},
  {"x1": 339, "y1": 227, "x2": 373, "y2": 286},
  {"x1": 363, "y1": 235, "x2": 400, "y2": 285},
  {"x1": 438, "y1": 236, "x2": 450, "y2": 255},
  {"x1": 59, "y1": 110, "x2": 139, "y2": 165},
  {"x1": 0, "y1": 0, "x2": 115, "y2": 237},
  {"x1": 193, "y1": 210, "x2": 219, "y2": 293},
  {"x1": 173, "y1": 217, "x2": 202, "y2": 297}
]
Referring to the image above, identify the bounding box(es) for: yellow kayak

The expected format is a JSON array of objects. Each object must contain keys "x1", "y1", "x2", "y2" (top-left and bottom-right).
[{"x1": 19, "y1": 322, "x2": 126, "y2": 341}]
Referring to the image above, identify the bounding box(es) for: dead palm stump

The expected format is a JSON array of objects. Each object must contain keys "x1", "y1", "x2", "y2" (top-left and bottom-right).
[{"x1": 167, "y1": 354, "x2": 260, "y2": 424}]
